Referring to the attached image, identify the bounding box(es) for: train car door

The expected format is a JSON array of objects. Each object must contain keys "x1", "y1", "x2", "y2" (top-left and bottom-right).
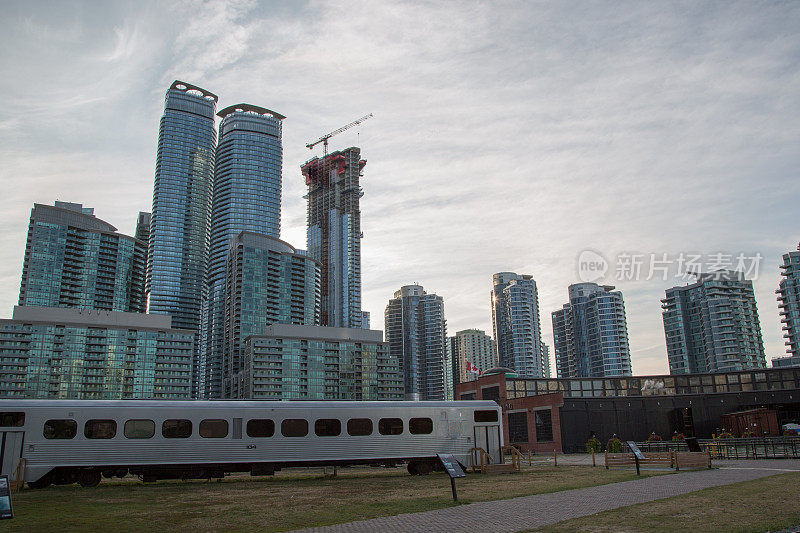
[
  {"x1": 473, "y1": 425, "x2": 501, "y2": 464},
  {"x1": 0, "y1": 431, "x2": 24, "y2": 478}
]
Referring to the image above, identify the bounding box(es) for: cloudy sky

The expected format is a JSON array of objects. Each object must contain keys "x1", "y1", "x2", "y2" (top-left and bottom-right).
[{"x1": 1, "y1": 0, "x2": 798, "y2": 375}]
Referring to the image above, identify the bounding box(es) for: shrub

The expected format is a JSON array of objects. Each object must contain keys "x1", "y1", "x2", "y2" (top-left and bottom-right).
[
  {"x1": 717, "y1": 431, "x2": 734, "y2": 439},
  {"x1": 671, "y1": 432, "x2": 686, "y2": 441},
  {"x1": 647, "y1": 432, "x2": 662, "y2": 442},
  {"x1": 607, "y1": 437, "x2": 623, "y2": 453},
  {"x1": 783, "y1": 429, "x2": 799, "y2": 437},
  {"x1": 586, "y1": 437, "x2": 602, "y2": 453}
]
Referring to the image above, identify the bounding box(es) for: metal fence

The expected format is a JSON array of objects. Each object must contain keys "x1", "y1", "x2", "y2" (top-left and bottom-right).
[{"x1": 626, "y1": 437, "x2": 800, "y2": 459}]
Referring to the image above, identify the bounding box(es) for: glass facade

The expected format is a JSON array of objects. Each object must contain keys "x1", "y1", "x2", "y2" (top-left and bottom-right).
[
  {"x1": 491, "y1": 273, "x2": 545, "y2": 378},
  {"x1": 552, "y1": 283, "x2": 632, "y2": 378},
  {"x1": 662, "y1": 271, "x2": 765, "y2": 374},
  {"x1": 384, "y1": 284, "x2": 447, "y2": 400},
  {"x1": 232, "y1": 325, "x2": 402, "y2": 400},
  {"x1": 222, "y1": 232, "x2": 320, "y2": 397},
  {"x1": 0, "y1": 307, "x2": 193, "y2": 399},
  {"x1": 778, "y1": 246, "x2": 800, "y2": 358},
  {"x1": 18, "y1": 202, "x2": 145, "y2": 313},
  {"x1": 146, "y1": 81, "x2": 217, "y2": 332},
  {"x1": 203, "y1": 104, "x2": 285, "y2": 399},
  {"x1": 301, "y1": 148, "x2": 366, "y2": 329}
]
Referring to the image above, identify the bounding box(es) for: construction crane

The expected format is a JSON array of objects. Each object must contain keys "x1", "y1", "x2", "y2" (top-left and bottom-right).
[{"x1": 306, "y1": 113, "x2": 373, "y2": 156}]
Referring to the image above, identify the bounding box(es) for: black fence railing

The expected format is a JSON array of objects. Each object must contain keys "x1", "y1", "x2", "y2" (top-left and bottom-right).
[{"x1": 625, "y1": 437, "x2": 800, "y2": 459}]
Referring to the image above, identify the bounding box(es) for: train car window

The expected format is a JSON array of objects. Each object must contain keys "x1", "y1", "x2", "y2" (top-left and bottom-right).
[
  {"x1": 246, "y1": 419, "x2": 274, "y2": 438},
  {"x1": 124, "y1": 419, "x2": 155, "y2": 439},
  {"x1": 199, "y1": 419, "x2": 229, "y2": 438},
  {"x1": 378, "y1": 418, "x2": 403, "y2": 435},
  {"x1": 84, "y1": 419, "x2": 117, "y2": 439},
  {"x1": 409, "y1": 417, "x2": 433, "y2": 434},
  {"x1": 162, "y1": 419, "x2": 192, "y2": 438},
  {"x1": 315, "y1": 419, "x2": 341, "y2": 437},
  {"x1": 281, "y1": 419, "x2": 308, "y2": 437},
  {"x1": 474, "y1": 410, "x2": 499, "y2": 422},
  {"x1": 0, "y1": 412, "x2": 24, "y2": 427},
  {"x1": 347, "y1": 418, "x2": 372, "y2": 436},
  {"x1": 43, "y1": 419, "x2": 77, "y2": 439}
]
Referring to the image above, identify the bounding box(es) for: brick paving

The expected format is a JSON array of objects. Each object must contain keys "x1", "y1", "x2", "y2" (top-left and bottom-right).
[{"x1": 295, "y1": 460, "x2": 800, "y2": 533}]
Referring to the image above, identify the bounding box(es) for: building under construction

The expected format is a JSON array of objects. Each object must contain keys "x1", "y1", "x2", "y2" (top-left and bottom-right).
[{"x1": 301, "y1": 147, "x2": 367, "y2": 329}]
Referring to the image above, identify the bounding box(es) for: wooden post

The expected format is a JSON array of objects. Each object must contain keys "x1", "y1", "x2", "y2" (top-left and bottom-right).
[
  {"x1": 553, "y1": 450, "x2": 557, "y2": 466},
  {"x1": 592, "y1": 449, "x2": 596, "y2": 467}
]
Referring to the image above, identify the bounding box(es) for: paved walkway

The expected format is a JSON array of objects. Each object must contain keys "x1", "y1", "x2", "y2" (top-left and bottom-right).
[{"x1": 295, "y1": 460, "x2": 800, "y2": 533}]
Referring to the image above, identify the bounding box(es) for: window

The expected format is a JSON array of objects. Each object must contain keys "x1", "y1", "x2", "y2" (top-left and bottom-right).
[
  {"x1": 481, "y1": 386, "x2": 500, "y2": 401},
  {"x1": 315, "y1": 419, "x2": 341, "y2": 437},
  {"x1": 0, "y1": 412, "x2": 24, "y2": 427},
  {"x1": 44, "y1": 419, "x2": 77, "y2": 439},
  {"x1": 508, "y1": 411, "x2": 528, "y2": 443},
  {"x1": 247, "y1": 419, "x2": 275, "y2": 438},
  {"x1": 347, "y1": 418, "x2": 372, "y2": 436},
  {"x1": 409, "y1": 418, "x2": 433, "y2": 435},
  {"x1": 162, "y1": 419, "x2": 192, "y2": 438},
  {"x1": 84, "y1": 419, "x2": 117, "y2": 439},
  {"x1": 378, "y1": 418, "x2": 403, "y2": 435},
  {"x1": 281, "y1": 419, "x2": 308, "y2": 437},
  {"x1": 124, "y1": 419, "x2": 155, "y2": 439},
  {"x1": 199, "y1": 419, "x2": 229, "y2": 438},
  {"x1": 535, "y1": 410, "x2": 553, "y2": 442},
  {"x1": 474, "y1": 410, "x2": 499, "y2": 423}
]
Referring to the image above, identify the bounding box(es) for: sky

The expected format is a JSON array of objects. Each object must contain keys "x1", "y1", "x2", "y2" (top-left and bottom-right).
[{"x1": 1, "y1": 0, "x2": 798, "y2": 375}]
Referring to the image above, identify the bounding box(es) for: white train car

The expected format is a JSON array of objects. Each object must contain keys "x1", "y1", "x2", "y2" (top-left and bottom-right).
[{"x1": 0, "y1": 399, "x2": 503, "y2": 488}]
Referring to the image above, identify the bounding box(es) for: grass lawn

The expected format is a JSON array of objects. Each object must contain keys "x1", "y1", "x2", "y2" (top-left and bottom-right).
[
  {"x1": 533, "y1": 472, "x2": 800, "y2": 533},
  {"x1": 6, "y1": 465, "x2": 662, "y2": 532}
]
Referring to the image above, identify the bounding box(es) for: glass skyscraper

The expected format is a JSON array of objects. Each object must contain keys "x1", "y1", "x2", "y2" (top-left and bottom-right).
[
  {"x1": 450, "y1": 328, "x2": 497, "y2": 387},
  {"x1": 18, "y1": 202, "x2": 146, "y2": 313},
  {"x1": 203, "y1": 104, "x2": 285, "y2": 399},
  {"x1": 553, "y1": 282, "x2": 632, "y2": 378},
  {"x1": 222, "y1": 232, "x2": 320, "y2": 397},
  {"x1": 777, "y1": 244, "x2": 800, "y2": 359},
  {"x1": 662, "y1": 271, "x2": 765, "y2": 374},
  {"x1": 491, "y1": 272, "x2": 545, "y2": 378},
  {"x1": 146, "y1": 81, "x2": 217, "y2": 331},
  {"x1": 301, "y1": 147, "x2": 366, "y2": 329},
  {"x1": 384, "y1": 284, "x2": 447, "y2": 400}
]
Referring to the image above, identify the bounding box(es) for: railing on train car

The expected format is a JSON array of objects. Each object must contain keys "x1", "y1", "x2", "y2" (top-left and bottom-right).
[{"x1": 625, "y1": 437, "x2": 800, "y2": 459}]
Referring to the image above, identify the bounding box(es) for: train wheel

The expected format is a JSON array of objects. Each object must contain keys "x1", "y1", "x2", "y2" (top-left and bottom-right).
[
  {"x1": 28, "y1": 471, "x2": 53, "y2": 489},
  {"x1": 78, "y1": 470, "x2": 101, "y2": 488},
  {"x1": 407, "y1": 461, "x2": 420, "y2": 476},
  {"x1": 416, "y1": 461, "x2": 433, "y2": 476}
]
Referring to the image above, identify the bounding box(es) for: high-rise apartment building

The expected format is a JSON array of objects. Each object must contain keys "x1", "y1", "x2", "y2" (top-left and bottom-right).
[
  {"x1": 384, "y1": 284, "x2": 447, "y2": 400},
  {"x1": 662, "y1": 271, "x2": 765, "y2": 374},
  {"x1": 491, "y1": 272, "x2": 545, "y2": 378},
  {"x1": 18, "y1": 202, "x2": 146, "y2": 313},
  {"x1": 542, "y1": 342, "x2": 551, "y2": 378},
  {"x1": 203, "y1": 104, "x2": 285, "y2": 398},
  {"x1": 301, "y1": 147, "x2": 366, "y2": 329},
  {"x1": 451, "y1": 329, "x2": 497, "y2": 387},
  {"x1": 0, "y1": 306, "x2": 193, "y2": 399},
  {"x1": 232, "y1": 324, "x2": 403, "y2": 400},
  {"x1": 147, "y1": 81, "x2": 217, "y2": 332},
  {"x1": 553, "y1": 283, "x2": 632, "y2": 378},
  {"x1": 222, "y1": 232, "x2": 320, "y2": 397},
  {"x1": 777, "y1": 244, "x2": 800, "y2": 359}
]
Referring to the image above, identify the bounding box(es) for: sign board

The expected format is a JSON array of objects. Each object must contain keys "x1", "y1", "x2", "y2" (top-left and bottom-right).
[
  {"x1": 685, "y1": 437, "x2": 702, "y2": 452},
  {"x1": 627, "y1": 441, "x2": 646, "y2": 461},
  {"x1": 0, "y1": 476, "x2": 13, "y2": 520},
  {"x1": 437, "y1": 454, "x2": 466, "y2": 479}
]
